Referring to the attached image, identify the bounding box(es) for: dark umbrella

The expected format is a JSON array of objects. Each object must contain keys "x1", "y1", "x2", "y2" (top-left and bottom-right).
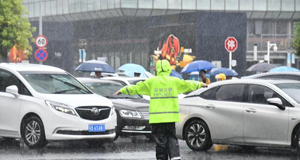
[
  {"x1": 75, "y1": 60, "x2": 115, "y2": 73},
  {"x1": 246, "y1": 63, "x2": 276, "y2": 72}
]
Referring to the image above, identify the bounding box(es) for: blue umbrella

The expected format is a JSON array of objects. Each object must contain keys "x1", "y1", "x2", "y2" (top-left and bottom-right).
[
  {"x1": 75, "y1": 60, "x2": 115, "y2": 73},
  {"x1": 170, "y1": 70, "x2": 183, "y2": 79},
  {"x1": 181, "y1": 60, "x2": 216, "y2": 73},
  {"x1": 209, "y1": 68, "x2": 238, "y2": 76},
  {"x1": 119, "y1": 63, "x2": 147, "y2": 77},
  {"x1": 269, "y1": 66, "x2": 300, "y2": 73}
]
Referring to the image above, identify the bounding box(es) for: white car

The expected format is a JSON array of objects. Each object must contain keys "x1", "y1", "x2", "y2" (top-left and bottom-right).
[
  {"x1": 101, "y1": 77, "x2": 147, "y2": 86},
  {"x1": 0, "y1": 63, "x2": 116, "y2": 148},
  {"x1": 176, "y1": 79, "x2": 300, "y2": 151}
]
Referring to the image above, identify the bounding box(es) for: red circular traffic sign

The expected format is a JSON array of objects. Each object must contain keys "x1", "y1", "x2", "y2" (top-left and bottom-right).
[
  {"x1": 35, "y1": 35, "x2": 48, "y2": 48},
  {"x1": 35, "y1": 49, "x2": 48, "y2": 62},
  {"x1": 225, "y1": 37, "x2": 238, "y2": 52}
]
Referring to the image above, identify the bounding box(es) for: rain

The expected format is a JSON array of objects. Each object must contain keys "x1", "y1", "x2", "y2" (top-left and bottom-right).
[{"x1": 1, "y1": 0, "x2": 300, "y2": 160}]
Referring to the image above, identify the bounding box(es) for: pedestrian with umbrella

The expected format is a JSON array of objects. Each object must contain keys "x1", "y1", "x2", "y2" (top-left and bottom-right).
[
  {"x1": 181, "y1": 60, "x2": 216, "y2": 84},
  {"x1": 75, "y1": 60, "x2": 115, "y2": 78},
  {"x1": 119, "y1": 63, "x2": 146, "y2": 77},
  {"x1": 246, "y1": 62, "x2": 276, "y2": 73},
  {"x1": 114, "y1": 60, "x2": 207, "y2": 160},
  {"x1": 209, "y1": 67, "x2": 238, "y2": 80}
]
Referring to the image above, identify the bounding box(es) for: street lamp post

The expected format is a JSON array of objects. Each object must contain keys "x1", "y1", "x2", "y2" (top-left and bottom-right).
[{"x1": 267, "y1": 41, "x2": 278, "y2": 64}]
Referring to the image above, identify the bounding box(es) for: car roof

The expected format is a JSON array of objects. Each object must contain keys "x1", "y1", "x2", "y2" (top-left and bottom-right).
[
  {"x1": 0, "y1": 63, "x2": 66, "y2": 73},
  {"x1": 242, "y1": 72, "x2": 300, "y2": 79},
  {"x1": 207, "y1": 79, "x2": 300, "y2": 87},
  {"x1": 77, "y1": 77, "x2": 124, "y2": 85},
  {"x1": 102, "y1": 77, "x2": 147, "y2": 80}
]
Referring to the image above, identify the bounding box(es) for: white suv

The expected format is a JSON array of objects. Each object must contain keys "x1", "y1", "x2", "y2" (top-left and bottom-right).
[{"x1": 0, "y1": 63, "x2": 116, "y2": 148}]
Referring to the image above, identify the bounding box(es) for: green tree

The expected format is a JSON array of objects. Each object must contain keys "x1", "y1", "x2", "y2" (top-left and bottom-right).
[
  {"x1": 293, "y1": 21, "x2": 300, "y2": 56},
  {"x1": 0, "y1": 0, "x2": 36, "y2": 62}
]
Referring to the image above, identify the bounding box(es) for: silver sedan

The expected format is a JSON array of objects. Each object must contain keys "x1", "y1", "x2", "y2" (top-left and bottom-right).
[{"x1": 176, "y1": 79, "x2": 300, "y2": 151}]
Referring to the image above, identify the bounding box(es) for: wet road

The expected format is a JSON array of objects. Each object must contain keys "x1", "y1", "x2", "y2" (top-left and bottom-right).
[{"x1": 0, "y1": 137, "x2": 300, "y2": 160}]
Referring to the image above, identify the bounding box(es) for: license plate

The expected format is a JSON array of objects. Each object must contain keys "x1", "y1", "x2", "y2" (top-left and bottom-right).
[{"x1": 88, "y1": 125, "x2": 105, "y2": 132}]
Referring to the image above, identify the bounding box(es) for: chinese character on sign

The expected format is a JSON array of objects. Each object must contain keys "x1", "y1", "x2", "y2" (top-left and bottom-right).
[{"x1": 225, "y1": 37, "x2": 238, "y2": 52}]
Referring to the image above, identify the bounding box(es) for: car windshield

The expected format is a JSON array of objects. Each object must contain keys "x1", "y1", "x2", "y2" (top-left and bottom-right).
[
  {"x1": 84, "y1": 82, "x2": 141, "y2": 99},
  {"x1": 127, "y1": 80, "x2": 145, "y2": 85},
  {"x1": 20, "y1": 72, "x2": 91, "y2": 94},
  {"x1": 276, "y1": 83, "x2": 300, "y2": 103}
]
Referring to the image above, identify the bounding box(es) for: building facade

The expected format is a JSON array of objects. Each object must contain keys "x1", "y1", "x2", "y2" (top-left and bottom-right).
[{"x1": 23, "y1": 0, "x2": 300, "y2": 76}]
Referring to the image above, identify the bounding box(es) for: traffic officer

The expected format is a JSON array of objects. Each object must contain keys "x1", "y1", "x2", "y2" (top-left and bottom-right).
[{"x1": 114, "y1": 60, "x2": 207, "y2": 160}]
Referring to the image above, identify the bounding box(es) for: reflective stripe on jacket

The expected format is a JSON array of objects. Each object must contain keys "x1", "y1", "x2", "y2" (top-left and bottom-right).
[{"x1": 120, "y1": 60, "x2": 203, "y2": 124}]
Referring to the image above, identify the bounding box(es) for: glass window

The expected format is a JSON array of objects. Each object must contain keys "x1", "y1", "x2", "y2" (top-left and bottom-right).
[
  {"x1": 62, "y1": 0, "x2": 68, "y2": 14},
  {"x1": 69, "y1": 0, "x2": 75, "y2": 13},
  {"x1": 81, "y1": 0, "x2": 88, "y2": 12},
  {"x1": 94, "y1": 0, "x2": 100, "y2": 10},
  {"x1": 45, "y1": 1, "x2": 51, "y2": 15},
  {"x1": 225, "y1": 0, "x2": 238, "y2": 10},
  {"x1": 139, "y1": 0, "x2": 152, "y2": 9},
  {"x1": 154, "y1": 0, "x2": 167, "y2": 9},
  {"x1": 276, "y1": 20, "x2": 288, "y2": 34},
  {"x1": 197, "y1": 0, "x2": 210, "y2": 10},
  {"x1": 121, "y1": 0, "x2": 137, "y2": 8},
  {"x1": 211, "y1": 0, "x2": 224, "y2": 10},
  {"x1": 33, "y1": 2, "x2": 39, "y2": 17},
  {"x1": 282, "y1": 0, "x2": 295, "y2": 11},
  {"x1": 56, "y1": 0, "x2": 63, "y2": 14},
  {"x1": 248, "y1": 84, "x2": 292, "y2": 106},
  {"x1": 20, "y1": 72, "x2": 91, "y2": 94},
  {"x1": 74, "y1": 0, "x2": 81, "y2": 12},
  {"x1": 85, "y1": 82, "x2": 140, "y2": 99},
  {"x1": 262, "y1": 20, "x2": 275, "y2": 34},
  {"x1": 115, "y1": 0, "x2": 121, "y2": 8},
  {"x1": 51, "y1": 0, "x2": 56, "y2": 15},
  {"x1": 276, "y1": 83, "x2": 300, "y2": 104},
  {"x1": 168, "y1": 0, "x2": 181, "y2": 9},
  {"x1": 0, "y1": 70, "x2": 31, "y2": 96},
  {"x1": 87, "y1": 0, "x2": 94, "y2": 11},
  {"x1": 268, "y1": 0, "x2": 280, "y2": 11},
  {"x1": 240, "y1": 0, "x2": 252, "y2": 10},
  {"x1": 248, "y1": 20, "x2": 255, "y2": 34},
  {"x1": 100, "y1": 0, "x2": 108, "y2": 9},
  {"x1": 199, "y1": 87, "x2": 219, "y2": 99},
  {"x1": 214, "y1": 84, "x2": 245, "y2": 102},
  {"x1": 108, "y1": 0, "x2": 114, "y2": 9},
  {"x1": 297, "y1": 0, "x2": 300, "y2": 11},
  {"x1": 182, "y1": 0, "x2": 196, "y2": 10},
  {"x1": 254, "y1": 0, "x2": 266, "y2": 11}
]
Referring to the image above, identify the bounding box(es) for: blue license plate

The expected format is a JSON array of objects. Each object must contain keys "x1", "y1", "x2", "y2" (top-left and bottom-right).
[{"x1": 88, "y1": 125, "x2": 105, "y2": 132}]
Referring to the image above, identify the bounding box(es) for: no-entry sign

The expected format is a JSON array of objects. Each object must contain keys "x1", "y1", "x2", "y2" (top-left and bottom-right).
[
  {"x1": 35, "y1": 49, "x2": 48, "y2": 62},
  {"x1": 35, "y1": 35, "x2": 48, "y2": 48},
  {"x1": 225, "y1": 37, "x2": 238, "y2": 52}
]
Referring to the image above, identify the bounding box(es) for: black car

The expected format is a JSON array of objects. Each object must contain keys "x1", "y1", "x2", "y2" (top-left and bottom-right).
[
  {"x1": 77, "y1": 78, "x2": 151, "y2": 140},
  {"x1": 242, "y1": 72, "x2": 300, "y2": 81}
]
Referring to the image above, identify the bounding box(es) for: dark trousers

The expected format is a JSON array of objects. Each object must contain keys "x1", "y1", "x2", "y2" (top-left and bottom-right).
[{"x1": 151, "y1": 123, "x2": 180, "y2": 160}]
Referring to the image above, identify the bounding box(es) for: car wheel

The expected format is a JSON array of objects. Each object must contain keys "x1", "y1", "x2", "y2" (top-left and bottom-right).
[
  {"x1": 184, "y1": 120, "x2": 212, "y2": 151},
  {"x1": 293, "y1": 127, "x2": 300, "y2": 151},
  {"x1": 114, "y1": 134, "x2": 119, "y2": 141},
  {"x1": 21, "y1": 116, "x2": 47, "y2": 149}
]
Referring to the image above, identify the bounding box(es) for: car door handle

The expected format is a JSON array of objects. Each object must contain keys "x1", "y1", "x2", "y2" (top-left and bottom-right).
[
  {"x1": 206, "y1": 105, "x2": 215, "y2": 109},
  {"x1": 245, "y1": 108, "x2": 256, "y2": 113}
]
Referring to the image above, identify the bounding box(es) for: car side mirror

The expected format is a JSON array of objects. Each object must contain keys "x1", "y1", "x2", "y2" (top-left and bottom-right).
[
  {"x1": 267, "y1": 98, "x2": 285, "y2": 110},
  {"x1": 6, "y1": 85, "x2": 19, "y2": 98}
]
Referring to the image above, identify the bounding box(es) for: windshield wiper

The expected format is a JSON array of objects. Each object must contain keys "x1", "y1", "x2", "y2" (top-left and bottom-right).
[{"x1": 49, "y1": 76, "x2": 89, "y2": 94}]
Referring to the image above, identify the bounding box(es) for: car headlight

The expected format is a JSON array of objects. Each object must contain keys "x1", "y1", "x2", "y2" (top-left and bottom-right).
[
  {"x1": 119, "y1": 110, "x2": 141, "y2": 118},
  {"x1": 45, "y1": 101, "x2": 77, "y2": 116},
  {"x1": 110, "y1": 106, "x2": 115, "y2": 116}
]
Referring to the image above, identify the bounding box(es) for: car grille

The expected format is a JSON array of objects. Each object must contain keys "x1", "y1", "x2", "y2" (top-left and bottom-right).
[
  {"x1": 141, "y1": 112, "x2": 149, "y2": 119},
  {"x1": 75, "y1": 106, "x2": 111, "y2": 121}
]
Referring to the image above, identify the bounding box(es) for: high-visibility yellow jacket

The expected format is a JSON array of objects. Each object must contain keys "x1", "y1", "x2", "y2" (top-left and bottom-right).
[{"x1": 120, "y1": 60, "x2": 203, "y2": 124}]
